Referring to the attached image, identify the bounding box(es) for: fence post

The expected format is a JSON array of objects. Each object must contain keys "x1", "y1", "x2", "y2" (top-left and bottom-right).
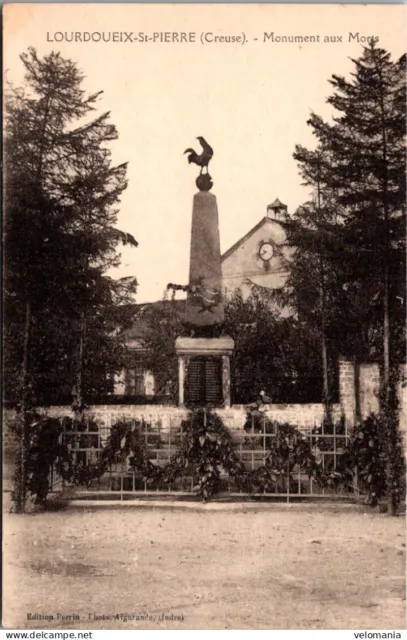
[
  {"x1": 60, "y1": 417, "x2": 65, "y2": 492},
  {"x1": 168, "y1": 416, "x2": 172, "y2": 493},
  {"x1": 333, "y1": 420, "x2": 337, "y2": 471},
  {"x1": 286, "y1": 458, "x2": 290, "y2": 503},
  {"x1": 353, "y1": 466, "x2": 359, "y2": 497},
  {"x1": 262, "y1": 414, "x2": 266, "y2": 457}
]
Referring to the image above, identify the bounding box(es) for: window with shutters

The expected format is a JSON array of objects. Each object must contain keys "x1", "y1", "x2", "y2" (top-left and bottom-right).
[
  {"x1": 185, "y1": 357, "x2": 223, "y2": 407},
  {"x1": 125, "y1": 364, "x2": 145, "y2": 396}
]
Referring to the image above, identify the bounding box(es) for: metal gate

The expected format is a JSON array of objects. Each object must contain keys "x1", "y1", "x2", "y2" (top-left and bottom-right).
[{"x1": 49, "y1": 412, "x2": 359, "y2": 501}]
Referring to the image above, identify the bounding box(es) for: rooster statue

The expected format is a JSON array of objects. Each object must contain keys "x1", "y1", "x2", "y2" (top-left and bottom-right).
[{"x1": 184, "y1": 137, "x2": 213, "y2": 174}]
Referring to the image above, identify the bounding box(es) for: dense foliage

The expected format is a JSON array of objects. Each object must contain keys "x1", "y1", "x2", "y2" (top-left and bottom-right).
[
  {"x1": 224, "y1": 290, "x2": 326, "y2": 404},
  {"x1": 136, "y1": 301, "x2": 185, "y2": 401}
]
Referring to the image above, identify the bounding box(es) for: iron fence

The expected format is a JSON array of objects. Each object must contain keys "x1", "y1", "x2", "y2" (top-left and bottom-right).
[{"x1": 50, "y1": 413, "x2": 359, "y2": 501}]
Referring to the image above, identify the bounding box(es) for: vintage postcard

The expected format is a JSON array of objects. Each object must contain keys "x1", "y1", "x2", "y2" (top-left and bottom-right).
[{"x1": 2, "y1": 3, "x2": 406, "y2": 632}]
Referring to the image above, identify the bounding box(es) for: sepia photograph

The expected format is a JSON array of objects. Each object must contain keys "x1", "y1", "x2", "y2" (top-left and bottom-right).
[{"x1": 2, "y1": 3, "x2": 407, "y2": 632}]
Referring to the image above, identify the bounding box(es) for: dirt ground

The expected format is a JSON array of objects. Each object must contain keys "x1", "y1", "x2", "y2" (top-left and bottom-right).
[{"x1": 2, "y1": 500, "x2": 406, "y2": 630}]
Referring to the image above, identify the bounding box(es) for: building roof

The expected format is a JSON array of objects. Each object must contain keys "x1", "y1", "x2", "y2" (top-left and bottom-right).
[{"x1": 221, "y1": 216, "x2": 289, "y2": 262}]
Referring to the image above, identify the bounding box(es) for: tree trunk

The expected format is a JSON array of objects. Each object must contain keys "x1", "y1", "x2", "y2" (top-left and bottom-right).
[
  {"x1": 316, "y1": 168, "x2": 331, "y2": 424},
  {"x1": 373, "y1": 53, "x2": 399, "y2": 516},
  {"x1": 383, "y1": 268, "x2": 397, "y2": 514},
  {"x1": 320, "y1": 290, "x2": 330, "y2": 417},
  {"x1": 383, "y1": 266, "x2": 390, "y2": 401},
  {"x1": 381, "y1": 144, "x2": 397, "y2": 517},
  {"x1": 354, "y1": 359, "x2": 362, "y2": 423},
  {"x1": 12, "y1": 86, "x2": 54, "y2": 513},
  {"x1": 14, "y1": 300, "x2": 32, "y2": 513},
  {"x1": 72, "y1": 315, "x2": 86, "y2": 423}
]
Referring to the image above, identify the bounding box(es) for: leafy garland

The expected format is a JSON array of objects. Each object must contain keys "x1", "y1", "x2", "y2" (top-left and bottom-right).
[
  {"x1": 10, "y1": 408, "x2": 405, "y2": 509},
  {"x1": 243, "y1": 423, "x2": 327, "y2": 494},
  {"x1": 57, "y1": 418, "x2": 163, "y2": 489},
  {"x1": 163, "y1": 408, "x2": 246, "y2": 500}
]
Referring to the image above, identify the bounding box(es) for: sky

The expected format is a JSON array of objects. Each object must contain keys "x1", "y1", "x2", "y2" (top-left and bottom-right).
[{"x1": 4, "y1": 4, "x2": 406, "y2": 302}]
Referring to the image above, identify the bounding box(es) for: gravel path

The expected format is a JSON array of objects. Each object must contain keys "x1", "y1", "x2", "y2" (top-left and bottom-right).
[{"x1": 3, "y1": 502, "x2": 406, "y2": 630}]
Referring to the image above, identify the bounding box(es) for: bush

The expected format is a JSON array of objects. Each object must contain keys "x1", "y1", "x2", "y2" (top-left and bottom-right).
[
  {"x1": 345, "y1": 414, "x2": 405, "y2": 508},
  {"x1": 11, "y1": 412, "x2": 70, "y2": 509}
]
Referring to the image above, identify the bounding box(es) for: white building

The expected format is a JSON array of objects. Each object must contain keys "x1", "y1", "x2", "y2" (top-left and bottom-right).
[{"x1": 221, "y1": 199, "x2": 293, "y2": 300}]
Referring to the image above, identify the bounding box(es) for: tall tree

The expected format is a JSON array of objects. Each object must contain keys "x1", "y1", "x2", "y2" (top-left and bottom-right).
[
  {"x1": 4, "y1": 48, "x2": 138, "y2": 511},
  {"x1": 308, "y1": 44, "x2": 406, "y2": 382},
  {"x1": 290, "y1": 44, "x2": 406, "y2": 513},
  {"x1": 281, "y1": 146, "x2": 346, "y2": 418}
]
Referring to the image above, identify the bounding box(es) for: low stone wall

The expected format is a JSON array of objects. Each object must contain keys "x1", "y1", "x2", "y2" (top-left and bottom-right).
[
  {"x1": 3, "y1": 402, "x2": 340, "y2": 434},
  {"x1": 223, "y1": 403, "x2": 342, "y2": 430}
]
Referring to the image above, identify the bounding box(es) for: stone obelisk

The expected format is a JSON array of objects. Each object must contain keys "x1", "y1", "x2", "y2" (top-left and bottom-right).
[
  {"x1": 185, "y1": 179, "x2": 224, "y2": 327},
  {"x1": 175, "y1": 140, "x2": 234, "y2": 408}
]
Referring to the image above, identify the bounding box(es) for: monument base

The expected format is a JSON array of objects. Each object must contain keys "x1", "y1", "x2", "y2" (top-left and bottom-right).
[{"x1": 175, "y1": 336, "x2": 234, "y2": 408}]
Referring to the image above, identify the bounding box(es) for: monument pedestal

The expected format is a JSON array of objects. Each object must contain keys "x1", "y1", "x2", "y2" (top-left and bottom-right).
[{"x1": 175, "y1": 337, "x2": 234, "y2": 408}]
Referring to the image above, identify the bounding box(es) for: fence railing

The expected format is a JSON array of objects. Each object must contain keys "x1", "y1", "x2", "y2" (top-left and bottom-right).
[{"x1": 50, "y1": 413, "x2": 359, "y2": 501}]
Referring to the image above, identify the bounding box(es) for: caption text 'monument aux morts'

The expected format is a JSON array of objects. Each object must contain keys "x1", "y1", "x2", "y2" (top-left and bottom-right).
[{"x1": 46, "y1": 31, "x2": 380, "y2": 45}]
